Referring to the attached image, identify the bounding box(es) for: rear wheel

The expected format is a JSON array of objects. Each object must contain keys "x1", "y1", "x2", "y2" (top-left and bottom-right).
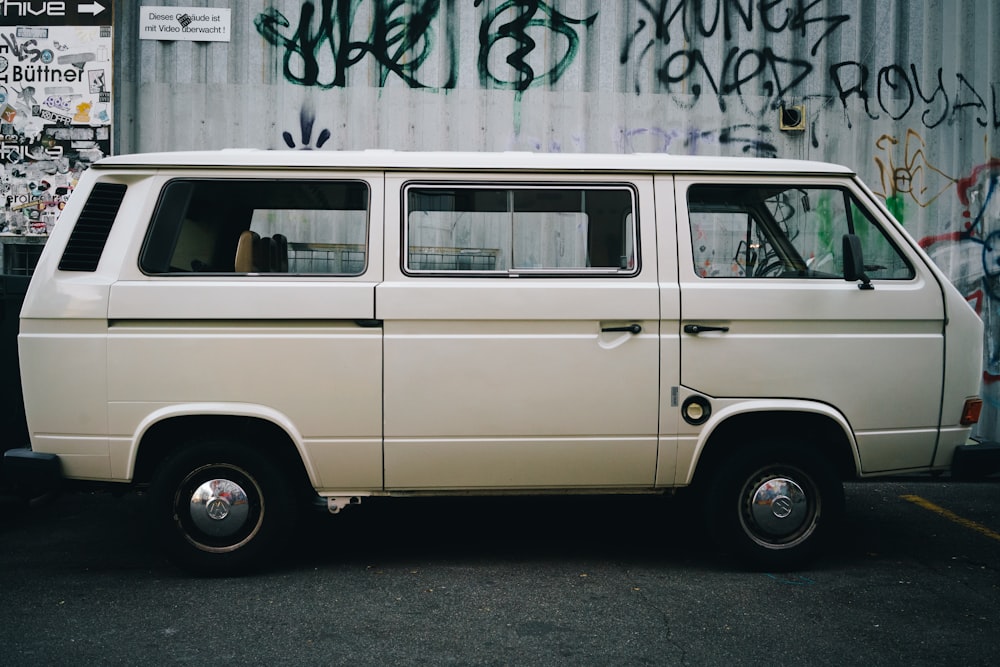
[
  {"x1": 149, "y1": 441, "x2": 295, "y2": 576},
  {"x1": 707, "y1": 444, "x2": 844, "y2": 570}
]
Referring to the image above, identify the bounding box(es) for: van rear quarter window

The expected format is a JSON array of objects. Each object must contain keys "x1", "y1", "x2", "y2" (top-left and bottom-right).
[
  {"x1": 687, "y1": 184, "x2": 914, "y2": 280},
  {"x1": 140, "y1": 179, "x2": 370, "y2": 275},
  {"x1": 404, "y1": 185, "x2": 637, "y2": 274}
]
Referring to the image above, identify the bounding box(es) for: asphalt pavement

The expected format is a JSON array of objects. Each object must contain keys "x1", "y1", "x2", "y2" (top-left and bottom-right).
[{"x1": 1, "y1": 479, "x2": 999, "y2": 666}]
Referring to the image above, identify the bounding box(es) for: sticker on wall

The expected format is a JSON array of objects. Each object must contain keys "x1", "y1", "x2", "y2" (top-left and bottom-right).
[{"x1": 0, "y1": 9, "x2": 113, "y2": 235}]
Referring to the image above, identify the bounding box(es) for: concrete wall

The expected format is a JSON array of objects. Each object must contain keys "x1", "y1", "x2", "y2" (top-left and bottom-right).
[{"x1": 111, "y1": 0, "x2": 1000, "y2": 438}]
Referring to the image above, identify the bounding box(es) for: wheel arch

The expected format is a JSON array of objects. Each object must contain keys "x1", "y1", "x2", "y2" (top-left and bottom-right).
[
  {"x1": 131, "y1": 411, "x2": 314, "y2": 498},
  {"x1": 685, "y1": 402, "x2": 860, "y2": 488}
]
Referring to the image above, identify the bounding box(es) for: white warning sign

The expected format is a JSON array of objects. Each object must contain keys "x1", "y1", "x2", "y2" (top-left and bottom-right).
[{"x1": 139, "y1": 6, "x2": 231, "y2": 42}]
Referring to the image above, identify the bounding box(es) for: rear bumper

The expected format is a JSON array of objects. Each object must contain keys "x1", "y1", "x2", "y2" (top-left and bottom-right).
[
  {"x1": 2, "y1": 448, "x2": 63, "y2": 492},
  {"x1": 952, "y1": 441, "x2": 1000, "y2": 480}
]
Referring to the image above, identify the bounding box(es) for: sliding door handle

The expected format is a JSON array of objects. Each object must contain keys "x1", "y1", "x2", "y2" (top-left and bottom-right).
[
  {"x1": 602, "y1": 323, "x2": 642, "y2": 334},
  {"x1": 684, "y1": 324, "x2": 730, "y2": 334}
]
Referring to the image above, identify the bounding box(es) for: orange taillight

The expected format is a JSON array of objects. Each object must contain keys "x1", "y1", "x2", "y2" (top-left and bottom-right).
[{"x1": 960, "y1": 398, "x2": 983, "y2": 426}]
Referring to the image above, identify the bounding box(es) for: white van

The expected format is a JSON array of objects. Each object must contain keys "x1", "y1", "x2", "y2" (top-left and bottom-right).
[{"x1": 4, "y1": 150, "x2": 989, "y2": 574}]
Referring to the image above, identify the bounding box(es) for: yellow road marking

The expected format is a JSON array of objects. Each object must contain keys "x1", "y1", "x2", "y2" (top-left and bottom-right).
[{"x1": 900, "y1": 494, "x2": 1000, "y2": 542}]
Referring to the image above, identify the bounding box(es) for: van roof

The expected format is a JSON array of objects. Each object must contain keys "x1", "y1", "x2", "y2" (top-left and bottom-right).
[{"x1": 95, "y1": 149, "x2": 856, "y2": 175}]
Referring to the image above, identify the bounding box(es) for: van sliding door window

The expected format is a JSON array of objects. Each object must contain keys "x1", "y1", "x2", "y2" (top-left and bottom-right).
[
  {"x1": 140, "y1": 179, "x2": 370, "y2": 275},
  {"x1": 405, "y1": 185, "x2": 637, "y2": 275},
  {"x1": 687, "y1": 184, "x2": 914, "y2": 280}
]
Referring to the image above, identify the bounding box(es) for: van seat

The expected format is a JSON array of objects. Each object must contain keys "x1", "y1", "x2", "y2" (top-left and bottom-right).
[
  {"x1": 235, "y1": 230, "x2": 259, "y2": 272},
  {"x1": 235, "y1": 232, "x2": 290, "y2": 273},
  {"x1": 256, "y1": 237, "x2": 273, "y2": 273},
  {"x1": 271, "y1": 234, "x2": 289, "y2": 272}
]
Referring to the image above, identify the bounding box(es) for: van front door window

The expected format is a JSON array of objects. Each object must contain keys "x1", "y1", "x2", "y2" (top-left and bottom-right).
[{"x1": 688, "y1": 185, "x2": 914, "y2": 281}]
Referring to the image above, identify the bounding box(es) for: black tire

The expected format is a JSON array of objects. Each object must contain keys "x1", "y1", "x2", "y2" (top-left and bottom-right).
[
  {"x1": 149, "y1": 441, "x2": 296, "y2": 576},
  {"x1": 706, "y1": 444, "x2": 844, "y2": 571}
]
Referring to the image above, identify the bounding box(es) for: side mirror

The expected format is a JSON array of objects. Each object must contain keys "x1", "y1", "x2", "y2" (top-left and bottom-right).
[{"x1": 842, "y1": 234, "x2": 874, "y2": 290}]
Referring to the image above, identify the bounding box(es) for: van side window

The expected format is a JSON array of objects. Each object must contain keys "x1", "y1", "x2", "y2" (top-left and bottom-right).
[
  {"x1": 688, "y1": 184, "x2": 914, "y2": 280},
  {"x1": 405, "y1": 185, "x2": 636, "y2": 274},
  {"x1": 140, "y1": 179, "x2": 369, "y2": 275}
]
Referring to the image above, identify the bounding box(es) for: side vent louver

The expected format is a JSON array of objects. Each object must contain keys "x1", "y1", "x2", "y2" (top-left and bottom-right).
[{"x1": 58, "y1": 183, "x2": 128, "y2": 272}]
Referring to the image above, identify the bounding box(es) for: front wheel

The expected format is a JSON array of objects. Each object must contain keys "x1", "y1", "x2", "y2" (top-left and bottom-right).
[
  {"x1": 149, "y1": 441, "x2": 295, "y2": 576},
  {"x1": 707, "y1": 446, "x2": 844, "y2": 571}
]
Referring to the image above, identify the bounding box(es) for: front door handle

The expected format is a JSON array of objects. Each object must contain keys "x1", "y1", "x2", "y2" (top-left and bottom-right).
[
  {"x1": 602, "y1": 323, "x2": 642, "y2": 334},
  {"x1": 684, "y1": 324, "x2": 730, "y2": 334}
]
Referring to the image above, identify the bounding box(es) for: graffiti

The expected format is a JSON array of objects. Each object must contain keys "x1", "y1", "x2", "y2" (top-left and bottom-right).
[
  {"x1": 504, "y1": 124, "x2": 778, "y2": 156},
  {"x1": 873, "y1": 129, "x2": 957, "y2": 219},
  {"x1": 254, "y1": 0, "x2": 999, "y2": 141},
  {"x1": 615, "y1": 123, "x2": 777, "y2": 157},
  {"x1": 876, "y1": 133, "x2": 996, "y2": 301},
  {"x1": 619, "y1": 0, "x2": 848, "y2": 112},
  {"x1": 255, "y1": 0, "x2": 455, "y2": 89},
  {"x1": 256, "y1": 0, "x2": 596, "y2": 91},
  {"x1": 620, "y1": 0, "x2": 848, "y2": 55},
  {"x1": 250, "y1": 0, "x2": 1000, "y2": 138},
  {"x1": 282, "y1": 103, "x2": 332, "y2": 149},
  {"x1": 506, "y1": 131, "x2": 584, "y2": 153},
  {"x1": 833, "y1": 62, "x2": 999, "y2": 130},
  {"x1": 867, "y1": 127, "x2": 1000, "y2": 397},
  {"x1": 907, "y1": 158, "x2": 1000, "y2": 383},
  {"x1": 475, "y1": 0, "x2": 596, "y2": 91},
  {"x1": 951, "y1": 160, "x2": 1000, "y2": 297},
  {"x1": 963, "y1": 163, "x2": 1000, "y2": 385}
]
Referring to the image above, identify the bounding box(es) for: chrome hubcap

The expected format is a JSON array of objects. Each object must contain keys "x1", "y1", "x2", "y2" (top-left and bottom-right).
[
  {"x1": 189, "y1": 478, "x2": 251, "y2": 537},
  {"x1": 745, "y1": 475, "x2": 811, "y2": 541}
]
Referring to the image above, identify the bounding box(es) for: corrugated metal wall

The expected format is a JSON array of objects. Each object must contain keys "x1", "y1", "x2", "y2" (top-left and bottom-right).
[{"x1": 114, "y1": 0, "x2": 1000, "y2": 436}]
